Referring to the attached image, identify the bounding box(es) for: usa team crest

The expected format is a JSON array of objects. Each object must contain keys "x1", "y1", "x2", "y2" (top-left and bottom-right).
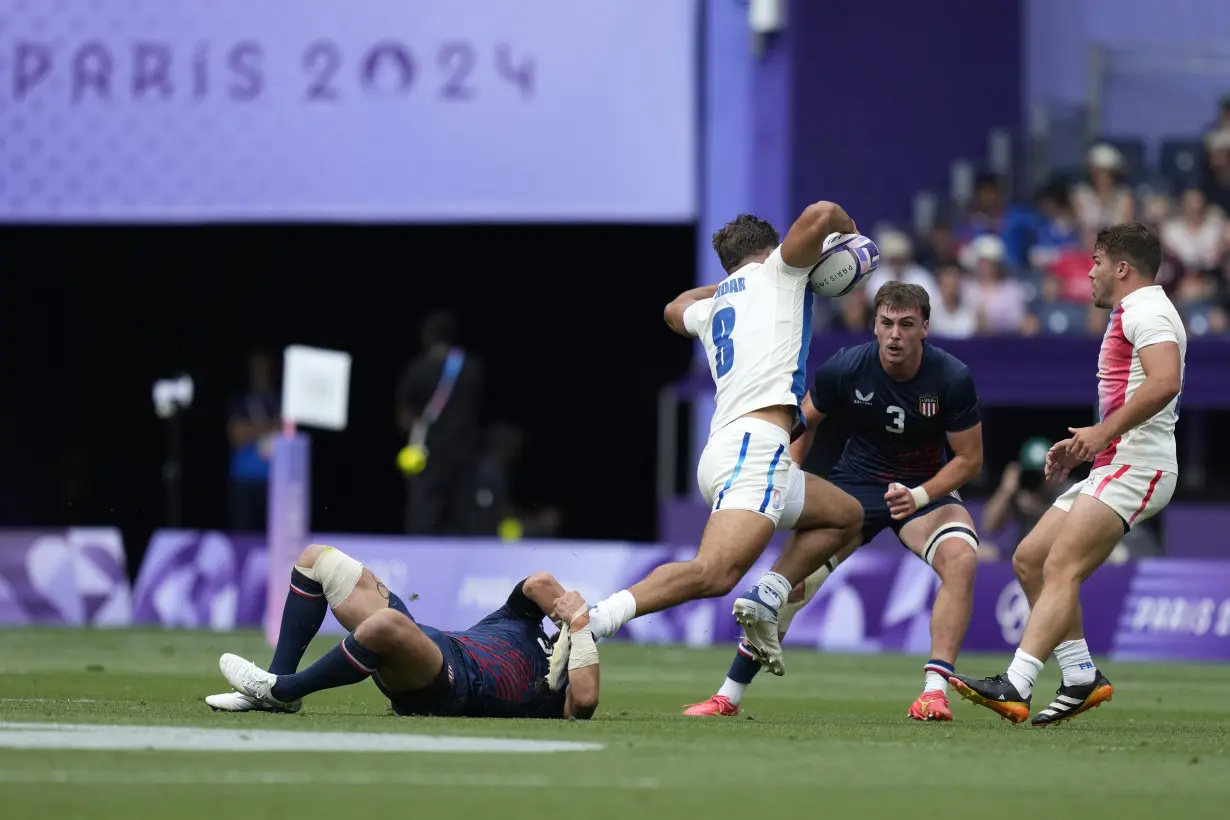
[{"x1": 918, "y1": 395, "x2": 939, "y2": 417}]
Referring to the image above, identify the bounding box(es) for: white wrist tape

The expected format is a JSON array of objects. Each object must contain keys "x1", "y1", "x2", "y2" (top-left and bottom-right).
[
  {"x1": 567, "y1": 629, "x2": 599, "y2": 671},
  {"x1": 909, "y1": 486, "x2": 931, "y2": 509}
]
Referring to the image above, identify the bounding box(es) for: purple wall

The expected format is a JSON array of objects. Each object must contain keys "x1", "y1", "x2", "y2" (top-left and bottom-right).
[
  {"x1": 789, "y1": 0, "x2": 1022, "y2": 224},
  {"x1": 1025, "y1": 0, "x2": 1230, "y2": 144}
]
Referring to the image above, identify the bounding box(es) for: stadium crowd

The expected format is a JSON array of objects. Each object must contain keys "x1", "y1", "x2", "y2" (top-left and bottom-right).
[{"x1": 819, "y1": 101, "x2": 1230, "y2": 338}]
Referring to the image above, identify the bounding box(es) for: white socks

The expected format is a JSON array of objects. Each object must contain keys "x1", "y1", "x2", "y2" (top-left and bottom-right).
[
  {"x1": 586, "y1": 590, "x2": 637, "y2": 639},
  {"x1": 1055, "y1": 639, "x2": 1096, "y2": 686},
  {"x1": 1006, "y1": 649, "x2": 1044, "y2": 699},
  {"x1": 717, "y1": 678, "x2": 748, "y2": 706},
  {"x1": 753, "y1": 572, "x2": 792, "y2": 612},
  {"x1": 923, "y1": 671, "x2": 948, "y2": 694}
]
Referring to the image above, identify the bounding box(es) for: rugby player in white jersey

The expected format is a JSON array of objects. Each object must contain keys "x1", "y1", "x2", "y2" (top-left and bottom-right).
[
  {"x1": 950, "y1": 222, "x2": 1186, "y2": 726},
  {"x1": 551, "y1": 205, "x2": 866, "y2": 674}
]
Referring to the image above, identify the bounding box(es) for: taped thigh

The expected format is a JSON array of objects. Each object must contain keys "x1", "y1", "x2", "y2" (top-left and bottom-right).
[
  {"x1": 920, "y1": 521, "x2": 979, "y2": 567},
  {"x1": 301, "y1": 546, "x2": 364, "y2": 607}
]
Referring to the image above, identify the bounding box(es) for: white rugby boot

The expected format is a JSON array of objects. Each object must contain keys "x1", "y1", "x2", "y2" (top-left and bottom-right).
[
  {"x1": 205, "y1": 690, "x2": 302, "y2": 713},
  {"x1": 732, "y1": 586, "x2": 785, "y2": 676},
  {"x1": 217, "y1": 653, "x2": 301, "y2": 712}
]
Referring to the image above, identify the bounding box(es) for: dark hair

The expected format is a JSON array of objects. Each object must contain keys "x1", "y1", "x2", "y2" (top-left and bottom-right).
[
  {"x1": 421, "y1": 310, "x2": 457, "y2": 346},
  {"x1": 873, "y1": 282, "x2": 931, "y2": 321},
  {"x1": 711, "y1": 214, "x2": 780, "y2": 273},
  {"x1": 1036, "y1": 180, "x2": 1071, "y2": 209},
  {"x1": 974, "y1": 172, "x2": 1002, "y2": 191},
  {"x1": 1094, "y1": 222, "x2": 1162, "y2": 279}
]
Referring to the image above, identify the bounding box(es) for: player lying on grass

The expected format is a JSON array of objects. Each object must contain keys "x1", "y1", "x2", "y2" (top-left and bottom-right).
[
  {"x1": 949, "y1": 222, "x2": 1184, "y2": 727},
  {"x1": 206, "y1": 543, "x2": 599, "y2": 719},
  {"x1": 685, "y1": 283, "x2": 984, "y2": 721}
]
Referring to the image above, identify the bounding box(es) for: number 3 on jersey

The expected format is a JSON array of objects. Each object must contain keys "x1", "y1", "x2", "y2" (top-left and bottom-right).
[
  {"x1": 711, "y1": 307, "x2": 736, "y2": 378},
  {"x1": 885, "y1": 405, "x2": 905, "y2": 434}
]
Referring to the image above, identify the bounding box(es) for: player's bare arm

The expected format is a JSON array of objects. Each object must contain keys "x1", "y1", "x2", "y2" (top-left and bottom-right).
[
  {"x1": 780, "y1": 201, "x2": 857, "y2": 269},
  {"x1": 550, "y1": 590, "x2": 600, "y2": 720},
  {"x1": 663, "y1": 284, "x2": 720, "y2": 337},
  {"x1": 788, "y1": 392, "x2": 826, "y2": 459},
  {"x1": 1066, "y1": 341, "x2": 1182, "y2": 462},
  {"x1": 885, "y1": 425, "x2": 983, "y2": 521}
]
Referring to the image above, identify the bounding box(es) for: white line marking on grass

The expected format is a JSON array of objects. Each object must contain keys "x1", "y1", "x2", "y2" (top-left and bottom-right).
[
  {"x1": 0, "y1": 770, "x2": 659, "y2": 789},
  {"x1": 0, "y1": 699, "x2": 96, "y2": 703},
  {"x1": 0, "y1": 723, "x2": 603, "y2": 754}
]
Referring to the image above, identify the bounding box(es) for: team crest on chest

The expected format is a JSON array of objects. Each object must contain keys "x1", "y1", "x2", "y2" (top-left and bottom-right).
[{"x1": 918, "y1": 395, "x2": 939, "y2": 417}]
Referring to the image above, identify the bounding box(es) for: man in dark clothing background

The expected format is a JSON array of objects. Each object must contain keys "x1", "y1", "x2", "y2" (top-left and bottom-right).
[{"x1": 395, "y1": 311, "x2": 484, "y2": 535}]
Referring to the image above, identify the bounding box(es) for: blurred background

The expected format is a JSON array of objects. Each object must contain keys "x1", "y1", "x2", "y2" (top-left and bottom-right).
[{"x1": 3, "y1": 0, "x2": 1230, "y2": 657}]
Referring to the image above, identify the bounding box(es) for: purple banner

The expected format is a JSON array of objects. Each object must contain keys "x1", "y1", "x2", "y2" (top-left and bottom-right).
[
  {"x1": 0, "y1": 0, "x2": 696, "y2": 223},
  {"x1": 131, "y1": 530, "x2": 267, "y2": 631},
  {"x1": 0, "y1": 528, "x2": 131, "y2": 626},
  {"x1": 129, "y1": 530, "x2": 1230, "y2": 662},
  {"x1": 660, "y1": 498, "x2": 1230, "y2": 561}
]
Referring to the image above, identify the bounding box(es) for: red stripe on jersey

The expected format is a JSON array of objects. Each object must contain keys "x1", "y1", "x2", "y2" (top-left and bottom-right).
[{"x1": 1093, "y1": 307, "x2": 1131, "y2": 469}]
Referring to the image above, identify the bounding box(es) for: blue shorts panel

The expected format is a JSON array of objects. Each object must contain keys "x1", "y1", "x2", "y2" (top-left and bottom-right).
[{"x1": 830, "y1": 474, "x2": 962, "y2": 544}]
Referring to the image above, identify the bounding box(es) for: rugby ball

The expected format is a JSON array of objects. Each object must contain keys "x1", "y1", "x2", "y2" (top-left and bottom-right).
[{"x1": 809, "y1": 233, "x2": 879, "y2": 297}]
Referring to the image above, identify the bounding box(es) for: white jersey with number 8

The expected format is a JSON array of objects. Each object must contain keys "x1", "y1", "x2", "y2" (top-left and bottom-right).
[{"x1": 682, "y1": 245, "x2": 815, "y2": 437}]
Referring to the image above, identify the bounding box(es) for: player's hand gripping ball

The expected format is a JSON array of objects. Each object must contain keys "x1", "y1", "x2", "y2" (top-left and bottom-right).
[{"x1": 809, "y1": 233, "x2": 879, "y2": 297}]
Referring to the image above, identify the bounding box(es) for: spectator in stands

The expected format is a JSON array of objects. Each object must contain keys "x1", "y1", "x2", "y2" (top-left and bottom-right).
[
  {"x1": 1201, "y1": 129, "x2": 1230, "y2": 214},
  {"x1": 962, "y1": 234, "x2": 1026, "y2": 335},
  {"x1": 1071, "y1": 143, "x2": 1135, "y2": 233},
  {"x1": 866, "y1": 230, "x2": 939, "y2": 304},
  {"x1": 1140, "y1": 193, "x2": 1172, "y2": 234},
  {"x1": 395, "y1": 310, "x2": 485, "y2": 535},
  {"x1": 837, "y1": 289, "x2": 871, "y2": 332},
  {"x1": 473, "y1": 422, "x2": 561, "y2": 540},
  {"x1": 928, "y1": 264, "x2": 977, "y2": 339},
  {"x1": 955, "y1": 172, "x2": 1008, "y2": 245},
  {"x1": 1022, "y1": 274, "x2": 1087, "y2": 336},
  {"x1": 915, "y1": 220, "x2": 961, "y2": 270},
  {"x1": 1047, "y1": 244, "x2": 1099, "y2": 303},
  {"x1": 1024, "y1": 182, "x2": 1082, "y2": 272},
  {"x1": 226, "y1": 349, "x2": 281, "y2": 532},
  {"x1": 1140, "y1": 195, "x2": 1204, "y2": 304},
  {"x1": 472, "y1": 422, "x2": 522, "y2": 535},
  {"x1": 1202, "y1": 96, "x2": 1230, "y2": 153},
  {"x1": 980, "y1": 437, "x2": 1066, "y2": 559},
  {"x1": 1162, "y1": 187, "x2": 1225, "y2": 274}
]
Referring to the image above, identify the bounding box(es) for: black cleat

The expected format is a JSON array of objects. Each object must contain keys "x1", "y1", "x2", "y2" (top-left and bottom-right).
[
  {"x1": 1031, "y1": 670, "x2": 1114, "y2": 727},
  {"x1": 948, "y1": 673, "x2": 1031, "y2": 723}
]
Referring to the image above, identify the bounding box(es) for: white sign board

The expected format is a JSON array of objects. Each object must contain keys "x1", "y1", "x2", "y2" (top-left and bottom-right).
[{"x1": 282, "y1": 346, "x2": 352, "y2": 431}]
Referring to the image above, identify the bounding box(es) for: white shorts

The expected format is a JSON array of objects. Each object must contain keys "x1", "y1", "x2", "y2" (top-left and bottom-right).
[
  {"x1": 1053, "y1": 463, "x2": 1176, "y2": 529},
  {"x1": 696, "y1": 417, "x2": 805, "y2": 530}
]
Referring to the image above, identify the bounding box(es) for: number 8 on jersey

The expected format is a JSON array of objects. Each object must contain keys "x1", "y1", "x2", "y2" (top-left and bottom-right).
[{"x1": 712, "y1": 307, "x2": 737, "y2": 378}]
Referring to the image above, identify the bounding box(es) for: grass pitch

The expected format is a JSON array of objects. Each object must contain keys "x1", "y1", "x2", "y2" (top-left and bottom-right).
[{"x1": 1, "y1": 628, "x2": 1228, "y2": 818}]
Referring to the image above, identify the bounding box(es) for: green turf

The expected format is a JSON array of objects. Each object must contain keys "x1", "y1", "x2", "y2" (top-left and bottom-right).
[{"x1": 1, "y1": 628, "x2": 1228, "y2": 818}]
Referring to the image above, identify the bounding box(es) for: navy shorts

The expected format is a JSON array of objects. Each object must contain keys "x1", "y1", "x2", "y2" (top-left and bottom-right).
[
  {"x1": 375, "y1": 592, "x2": 472, "y2": 717},
  {"x1": 830, "y1": 473, "x2": 963, "y2": 546}
]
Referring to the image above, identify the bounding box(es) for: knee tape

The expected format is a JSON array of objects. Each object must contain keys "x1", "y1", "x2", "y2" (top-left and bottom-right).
[
  {"x1": 300, "y1": 547, "x2": 363, "y2": 607},
  {"x1": 921, "y1": 522, "x2": 979, "y2": 567}
]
